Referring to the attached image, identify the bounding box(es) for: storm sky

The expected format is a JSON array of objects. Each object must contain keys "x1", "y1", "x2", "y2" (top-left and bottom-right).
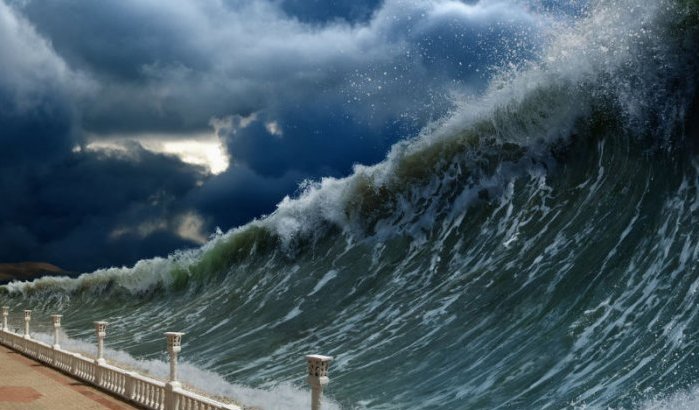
[{"x1": 0, "y1": 0, "x2": 581, "y2": 272}]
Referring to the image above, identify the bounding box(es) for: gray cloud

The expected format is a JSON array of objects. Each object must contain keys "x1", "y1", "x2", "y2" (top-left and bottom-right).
[{"x1": 16, "y1": 0, "x2": 549, "y2": 134}]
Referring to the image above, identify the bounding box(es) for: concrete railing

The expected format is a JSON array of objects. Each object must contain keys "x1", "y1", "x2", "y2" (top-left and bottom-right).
[{"x1": 0, "y1": 306, "x2": 334, "y2": 410}]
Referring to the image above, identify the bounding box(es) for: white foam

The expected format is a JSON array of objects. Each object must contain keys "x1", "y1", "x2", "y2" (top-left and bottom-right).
[{"x1": 636, "y1": 386, "x2": 699, "y2": 410}]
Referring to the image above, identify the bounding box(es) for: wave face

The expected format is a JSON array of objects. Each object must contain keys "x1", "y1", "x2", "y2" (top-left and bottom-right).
[{"x1": 3, "y1": 0, "x2": 699, "y2": 408}]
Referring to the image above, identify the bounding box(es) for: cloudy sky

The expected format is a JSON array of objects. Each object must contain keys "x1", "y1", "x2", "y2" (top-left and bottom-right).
[{"x1": 0, "y1": 0, "x2": 582, "y2": 272}]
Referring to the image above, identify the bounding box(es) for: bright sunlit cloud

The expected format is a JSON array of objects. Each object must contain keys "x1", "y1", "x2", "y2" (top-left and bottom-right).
[{"x1": 83, "y1": 132, "x2": 230, "y2": 175}]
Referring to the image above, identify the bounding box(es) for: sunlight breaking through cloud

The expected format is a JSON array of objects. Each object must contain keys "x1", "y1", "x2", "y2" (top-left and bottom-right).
[{"x1": 83, "y1": 133, "x2": 230, "y2": 175}]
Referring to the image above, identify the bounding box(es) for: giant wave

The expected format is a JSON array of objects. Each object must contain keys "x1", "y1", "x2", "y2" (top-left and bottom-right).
[{"x1": 2, "y1": 0, "x2": 699, "y2": 408}]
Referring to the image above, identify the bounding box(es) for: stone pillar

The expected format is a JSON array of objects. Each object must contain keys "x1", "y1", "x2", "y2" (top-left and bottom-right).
[
  {"x1": 94, "y1": 321, "x2": 108, "y2": 364},
  {"x1": 51, "y1": 315, "x2": 62, "y2": 349},
  {"x1": 1, "y1": 306, "x2": 8, "y2": 332},
  {"x1": 306, "y1": 355, "x2": 332, "y2": 410},
  {"x1": 164, "y1": 332, "x2": 185, "y2": 410},
  {"x1": 23, "y1": 310, "x2": 31, "y2": 339},
  {"x1": 94, "y1": 321, "x2": 108, "y2": 385}
]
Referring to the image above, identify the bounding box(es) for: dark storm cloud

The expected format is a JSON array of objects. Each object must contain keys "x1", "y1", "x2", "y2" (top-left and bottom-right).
[
  {"x1": 0, "y1": 2, "x2": 209, "y2": 271},
  {"x1": 0, "y1": 146, "x2": 208, "y2": 271},
  {"x1": 222, "y1": 101, "x2": 423, "y2": 178},
  {"x1": 0, "y1": 0, "x2": 78, "y2": 163},
  {"x1": 0, "y1": 0, "x2": 554, "y2": 271},
  {"x1": 189, "y1": 165, "x2": 307, "y2": 230}
]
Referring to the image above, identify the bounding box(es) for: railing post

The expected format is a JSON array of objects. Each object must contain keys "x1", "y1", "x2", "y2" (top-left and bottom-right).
[
  {"x1": 164, "y1": 332, "x2": 185, "y2": 410},
  {"x1": 51, "y1": 314, "x2": 62, "y2": 349},
  {"x1": 1, "y1": 306, "x2": 8, "y2": 332},
  {"x1": 94, "y1": 321, "x2": 108, "y2": 364},
  {"x1": 23, "y1": 310, "x2": 31, "y2": 339},
  {"x1": 94, "y1": 321, "x2": 108, "y2": 385},
  {"x1": 306, "y1": 355, "x2": 332, "y2": 410},
  {"x1": 50, "y1": 314, "x2": 62, "y2": 365}
]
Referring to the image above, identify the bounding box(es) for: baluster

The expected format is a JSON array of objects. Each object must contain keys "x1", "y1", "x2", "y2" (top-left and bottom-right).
[
  {"x1": 125, "y1": 373, "x2": 135, "y2": 400},
  {"x1": 135, "y1": 381, "x2": 141, "y2": 403}
]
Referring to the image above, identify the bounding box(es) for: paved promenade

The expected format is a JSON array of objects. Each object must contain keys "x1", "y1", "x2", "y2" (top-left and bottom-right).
[{"x1": 0, "y1": 345, "x2": 137, "y2": 410}]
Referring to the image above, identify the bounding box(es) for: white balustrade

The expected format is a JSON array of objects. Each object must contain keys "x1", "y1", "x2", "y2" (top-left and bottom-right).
[
  {"x1": 0, "y1": 308, "x2": 244, "y2": 410},
  {"x1": 0, "y1": 309, "x2": 336, "y2": 410}
]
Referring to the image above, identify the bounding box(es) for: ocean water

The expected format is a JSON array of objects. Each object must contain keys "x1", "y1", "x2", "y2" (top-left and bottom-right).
[{"x1": 2, "y1": 0, "x2": 699, "y2": 408}]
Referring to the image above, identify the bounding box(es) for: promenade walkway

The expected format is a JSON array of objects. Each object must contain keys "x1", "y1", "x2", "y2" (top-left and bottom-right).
[{"x1": 0, "y1": 345, "x2": 137, "y2": 410}]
